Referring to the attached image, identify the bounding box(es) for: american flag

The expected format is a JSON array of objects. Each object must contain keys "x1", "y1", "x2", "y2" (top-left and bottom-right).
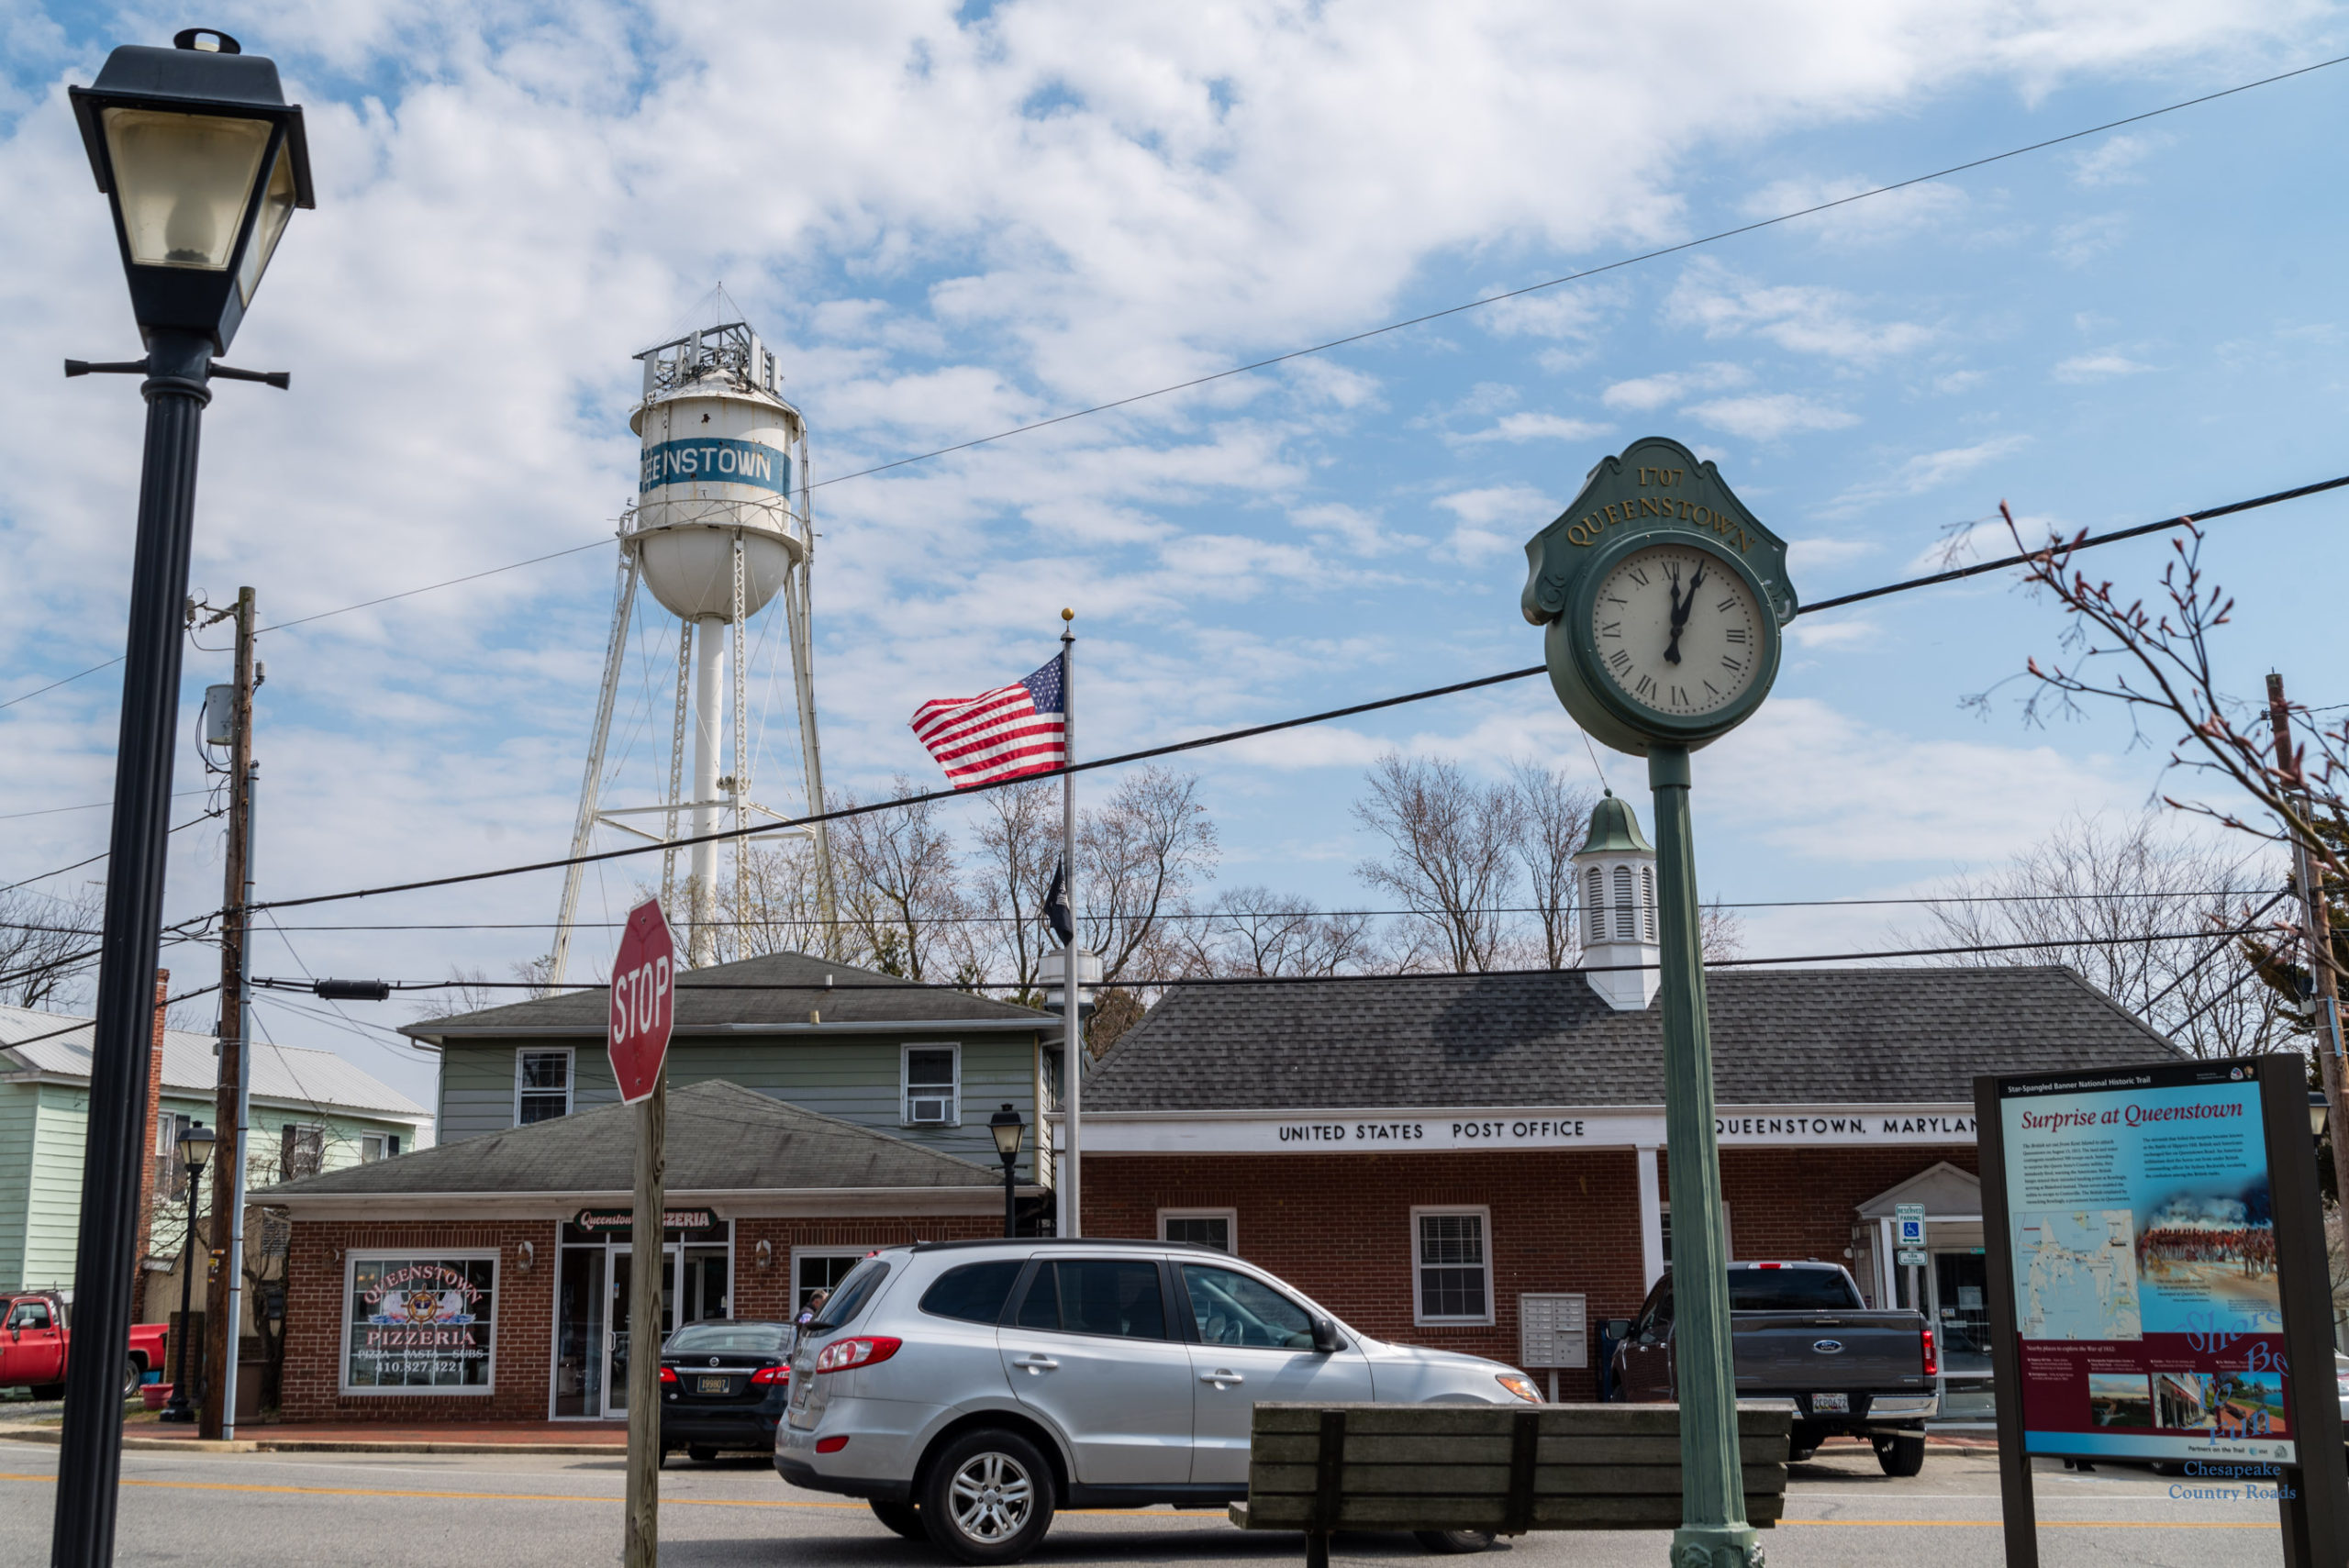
[{"x1": 909, "y1": 655, "x2": 1067, "y2": 788}]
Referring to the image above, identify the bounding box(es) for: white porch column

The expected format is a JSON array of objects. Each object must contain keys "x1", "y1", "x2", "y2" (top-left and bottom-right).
[{"x1": 1637, "y1": 1144, "x2": 1664, "y2": 1289}]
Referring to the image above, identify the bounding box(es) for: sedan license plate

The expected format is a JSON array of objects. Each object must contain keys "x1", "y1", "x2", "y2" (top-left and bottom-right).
[
  {"x1": 1810, "y1": 1392, "x2": 1849, "y2": 1414},
  {"x1": 696, "y1": 1375, "x2": 729, "y2": 1395}
]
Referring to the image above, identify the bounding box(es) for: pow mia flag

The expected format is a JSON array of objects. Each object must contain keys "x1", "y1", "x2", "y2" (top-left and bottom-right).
[{"x1": 1043, "y1": 859, "x2": 1074, "y2": 946}]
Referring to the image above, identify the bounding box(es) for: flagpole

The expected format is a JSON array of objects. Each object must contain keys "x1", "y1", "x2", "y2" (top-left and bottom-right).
[{"x1": 1058, "y1": 607, "x2": 1081, "y2": 1240}]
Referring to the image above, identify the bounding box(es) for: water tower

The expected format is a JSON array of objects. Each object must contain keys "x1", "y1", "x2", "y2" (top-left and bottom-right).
[{"x1": 549, "y1": 319, "x2": 837, "y2": 980}]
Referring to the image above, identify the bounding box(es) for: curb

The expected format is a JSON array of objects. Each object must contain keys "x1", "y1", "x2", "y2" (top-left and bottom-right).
[{"x1": 0, "y1": 1429, "x2": 259, "y2": 1453}]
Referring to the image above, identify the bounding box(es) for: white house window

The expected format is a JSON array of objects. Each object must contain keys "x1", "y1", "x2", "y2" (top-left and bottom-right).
[
  {"x1": 517, "y1": 1050, "x2": 573, "y2": 1125},
  {"x1": 791, "y1": 1249, "x2": 868, "y2": 1314},
  {"x1": 360, "y1": 1133, "x2": 400, "y2": 1163},
  {"x1": 157, "y1": 1110, "x2": 191, "y2": 1188},
  {"x1": 281, "y1": 1124, "x2": 325, "y2": 1180},
  {"x1": 1612, "y1": 865, "x2": 1636, "y2": 939},
  {"x1": 1584, "y1": 866, "x2": 1606, "y2": 941},
  {"x1": 1412, "y1": 1207, "x2": 1493, "y2": 1325},
  {"x1": 1160, "y1": 1209, "x2": 1237, "y2": 1253},
  {"x1": 902, "y1": 1044, "x2": 961, "y2": 1127}
]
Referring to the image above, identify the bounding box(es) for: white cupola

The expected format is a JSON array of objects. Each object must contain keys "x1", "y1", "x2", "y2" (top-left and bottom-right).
[{"x1": 1575, "y1": 789, "x2": 1660, "y2": 1010}]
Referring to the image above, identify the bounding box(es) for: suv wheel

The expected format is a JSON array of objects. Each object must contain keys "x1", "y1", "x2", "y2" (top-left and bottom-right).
[{"x1": 921, "y1": 1428, "x2": 1055, "y2": 1563}]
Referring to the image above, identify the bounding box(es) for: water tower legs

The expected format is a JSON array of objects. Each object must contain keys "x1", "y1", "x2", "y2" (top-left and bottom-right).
[{"x1": 689, "y1": 614, "x2": 725, "y2": 967}]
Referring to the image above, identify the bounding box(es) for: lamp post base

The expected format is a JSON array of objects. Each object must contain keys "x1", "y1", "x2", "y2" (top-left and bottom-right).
[{"x1": 1670, "y1": 1523, "x2": 1762, "y2": 1568}]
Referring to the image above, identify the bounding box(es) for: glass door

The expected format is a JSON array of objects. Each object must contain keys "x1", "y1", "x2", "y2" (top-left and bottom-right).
[
  {"x1": 553, "y1": 1248, "x2": 606, "y2": 1418},
  {"x1": 604, "y1": 1244, "x2": 676, "y2": 1418},
  {"x1": 1932, "y1": 1251, "x2": 1994, "y2": 1419}
]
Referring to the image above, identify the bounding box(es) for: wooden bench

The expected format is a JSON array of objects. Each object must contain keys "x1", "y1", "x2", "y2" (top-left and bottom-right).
[{"x1": 1228, "y1": 1402, "x2": 1791, "y2": 1564}]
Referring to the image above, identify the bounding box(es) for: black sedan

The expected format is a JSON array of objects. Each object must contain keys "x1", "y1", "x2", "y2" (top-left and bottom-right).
[{"x1": 659, "y1": 1319, "x2": 795, "y2": 1462}]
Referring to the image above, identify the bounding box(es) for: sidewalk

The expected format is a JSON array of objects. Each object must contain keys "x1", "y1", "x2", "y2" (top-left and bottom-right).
[{"x1": 0, "y1": 1419, "x2": 631, "y2": 1455}]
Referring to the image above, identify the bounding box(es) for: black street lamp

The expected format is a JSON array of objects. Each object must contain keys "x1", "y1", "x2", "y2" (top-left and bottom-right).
[
  {"x1": 53, "y1": 28, "x2": 309, "y2": 1568},
  {"x1": 156, "y1": 1122, "x2": 215, "y2": 1424},
  {"x1": 990, "y1": 1104, "x2": 1026, "y2": 1240}
]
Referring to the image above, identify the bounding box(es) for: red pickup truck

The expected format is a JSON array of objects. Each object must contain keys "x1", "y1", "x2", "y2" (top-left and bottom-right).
[{"x1": 4, "y1": 1292, "x2": 170, "y2": 1400}]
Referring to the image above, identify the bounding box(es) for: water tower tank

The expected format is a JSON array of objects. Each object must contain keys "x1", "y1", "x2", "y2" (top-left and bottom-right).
[{"x1": 628, "y1": 323, "x2": 804, "y2": 621}]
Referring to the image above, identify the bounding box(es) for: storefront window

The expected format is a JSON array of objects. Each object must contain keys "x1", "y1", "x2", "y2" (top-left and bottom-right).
[{"x1": 344, "y1": 1254, "x2": 495, "y2": 1393}]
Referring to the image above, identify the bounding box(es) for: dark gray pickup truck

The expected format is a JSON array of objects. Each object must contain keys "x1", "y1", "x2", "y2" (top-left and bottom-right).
[{"x1": 1604, "y1": 1261, "x2": 1937, "y2": 1474}]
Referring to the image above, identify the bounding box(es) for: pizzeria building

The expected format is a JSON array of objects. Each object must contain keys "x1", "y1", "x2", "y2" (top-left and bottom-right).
[{"x1": 1074, "y1": 801, "x2": 2186, "y2": 1418}]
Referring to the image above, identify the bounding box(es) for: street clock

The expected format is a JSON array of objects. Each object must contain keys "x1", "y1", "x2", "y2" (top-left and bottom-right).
[{"x1": 1520, "y1": 436, "x2": 1798, "y2": 753}]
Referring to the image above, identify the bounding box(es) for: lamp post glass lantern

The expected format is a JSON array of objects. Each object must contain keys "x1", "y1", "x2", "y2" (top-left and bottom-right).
[
  {"x1": 990, "y1": 1104, "x2": 1025, "y2": 1238},
  {"x1": 52, "y1": 28, "x2": 310, "y2": 1568},
  {"x1": 158, "y1": 1122, "x2": 214, "y2": 1423},
  {"x1": 2312, "y1": 1091, "x2": 2330, "y2": 1141}
]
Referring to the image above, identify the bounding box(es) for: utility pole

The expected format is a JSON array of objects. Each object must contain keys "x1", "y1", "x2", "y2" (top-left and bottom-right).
[
  {"x1": 2269, "y1": 673, "x2": 2349, "y2": 1210},
  {"x1": 200, "y1": 588, "x2": 255, "y2": 1440}
]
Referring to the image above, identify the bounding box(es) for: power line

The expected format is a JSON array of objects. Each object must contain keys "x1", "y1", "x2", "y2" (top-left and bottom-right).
[
  {"x1": 244, "y1": 470, "x2": 2340, "y2": 918},
  {"x1": 0, "y1": 788, "x2": 213, "y2": 824},
  {"x1": 254, "y1": 539, "x2": 611, "y2": 634},
  {"x1": 807, "y1": 55, "x2": 2349, "y2": 491},
  {"x1": 247, "y1": 919, "x2": 2292, "y2": 998},
  {"x1": 0, "y1": 983, "x2": 223, "y2": 1052},
  {"x1": 0, "y1": 807, "x2": 224, "y2": 895},
  {"x1": 30, "y1": 881, "x2": 2275, "y2": 940}
]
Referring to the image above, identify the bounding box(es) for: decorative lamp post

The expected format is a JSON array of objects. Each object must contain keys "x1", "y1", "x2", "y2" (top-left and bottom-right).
[
  {"x1": 2312, "y1": 1091, "x2": 2331, "y2": 1142},
  {"x1": 990, "y1": 1104, "x2": 1026, "y2": 1239},
  {"x1": 157, "y1": 1122, "x2": 215, "y2": 1423},
  {"x1": 53, "y1": 28, "x2": 309, "y2": 1568}
]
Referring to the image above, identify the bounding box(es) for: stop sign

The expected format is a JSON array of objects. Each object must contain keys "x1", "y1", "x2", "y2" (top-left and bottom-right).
[{"x1": 608, "y1": 897, "x2": 676, "y2": 1105}]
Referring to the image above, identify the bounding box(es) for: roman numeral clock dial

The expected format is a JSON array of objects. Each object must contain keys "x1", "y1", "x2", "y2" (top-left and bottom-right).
[{"x1": 1589, "y1": 544, "x2": 1765, "y2": 719}]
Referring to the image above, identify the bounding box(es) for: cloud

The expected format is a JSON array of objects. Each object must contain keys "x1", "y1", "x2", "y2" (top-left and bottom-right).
[
  {"x1": 1787, "y1": 617, "x2": 1880, "y2": 651},
  {"x1": 1435, "y1": 484, "x2": 1556, "y2": 562},
  {"x1": 1832, "y1": 434, "x2": 2032, "y2": 512},
  {"x1": 1602, "y1": 362, "x2": 1750, "y2": 412},
  {"x1": 1289, "y1": 503, "x2": 1420, "y2": 556},
  {"x1": 2052, "y1": 213, "x2": 2128, "y2": 266},
  {"x1": 1665, "y1": 260, "x2": 1937, "y2": 363},
  {"x1": 1684, "y1": 394, "x2": 1859, "y2": 441},
  {"x1": 1787, "y1": 537, "x2": 1880, "y2": 576},
  {"x1": 2053, "y1": 351, "x2": 2154, "y2": 382},
  {"x1": 1448, "y1": 412, "x2": 1612, "y2": 446},
  {"x1": 1743, "y1": 176, "x2": 1969, "y2": 244},
  {"x1": 2071, "y1": 132, "x2": 2171, "y2": 187}
]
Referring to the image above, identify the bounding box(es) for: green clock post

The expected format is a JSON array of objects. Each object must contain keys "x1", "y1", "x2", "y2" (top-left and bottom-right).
[{"x1": 1522, "y1": 437, "x2": 1798, "y2": 1568}]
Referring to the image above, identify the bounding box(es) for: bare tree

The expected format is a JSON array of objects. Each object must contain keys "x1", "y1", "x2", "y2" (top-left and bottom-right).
[
  {"x1": 1176, "y1": 885, "x2": 1383, "y2": 978},
  {"x1": 1353, "y1": 753, "x2": 1520, "y2": 972},
  {"x1": 1080, "y1": 766, "x2": 1219, "y2": 986},
  {"x1": 968, "y1": 781, "x2": 1062, "y2": 1001},
  {"x1": 0, "y1": 885, "x2": 103, "y2": 1010},
  {"x1": 1984, "y1": 509, "x2": 2342, "y2": 962},
  {"x1": 416, "y1": 967, "x2": 502, "y2": 1020},
  {"x1": 722, "y1": 839, "x2": 834, "y2": 963},
  {"x1": 1507, "y1": 761, "x2": 1597, "y2": 970},
  {"x1": 1909, "y1": 813, "x2": 2282, "y2": 1057},
  {"x1": 832, "y1": 775, "x2": 968, "y2": 982},
  {"x1": 1700, "y1": 900, "x2": 1746, "y2": 964}
]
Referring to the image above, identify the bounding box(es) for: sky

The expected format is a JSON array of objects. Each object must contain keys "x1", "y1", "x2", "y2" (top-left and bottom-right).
[{"x1": 0, "y1": 0, "x2": 2343, "y2": 1113}]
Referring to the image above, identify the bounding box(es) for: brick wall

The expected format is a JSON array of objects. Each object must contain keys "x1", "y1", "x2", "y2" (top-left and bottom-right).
[
  {"x1": 283, "y1": 1212, "x2": 1004, "y2": 1424},
  {"x1": 1085, "y1": 1144, "x2": 1978, "y2": 1399}
]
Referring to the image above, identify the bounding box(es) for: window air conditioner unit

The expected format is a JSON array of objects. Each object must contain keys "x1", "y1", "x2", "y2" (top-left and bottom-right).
[{"x1": 908, "y1": 1095, "x2": 952, "y2": 1126}]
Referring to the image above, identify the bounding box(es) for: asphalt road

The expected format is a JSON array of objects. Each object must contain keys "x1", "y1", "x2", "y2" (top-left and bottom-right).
[{"x1": 0, "y1": 1441, "x2": 2292, "y2": 1566}]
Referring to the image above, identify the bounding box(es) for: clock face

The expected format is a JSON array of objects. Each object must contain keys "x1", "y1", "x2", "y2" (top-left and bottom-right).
[{"x1": 1587, "y1": 543, "x2": 1766, "y2": 718}]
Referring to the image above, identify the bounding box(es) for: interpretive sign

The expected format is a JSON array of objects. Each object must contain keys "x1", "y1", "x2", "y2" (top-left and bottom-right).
[{"x1": 1993, "y1": 1059, "x2": 2294, "y2": 1463}]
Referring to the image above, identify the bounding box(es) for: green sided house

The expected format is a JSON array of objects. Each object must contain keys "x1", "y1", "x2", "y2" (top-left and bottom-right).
[{"x1": 0, "y1": 1000, "x2": 431, "y2": 1308}]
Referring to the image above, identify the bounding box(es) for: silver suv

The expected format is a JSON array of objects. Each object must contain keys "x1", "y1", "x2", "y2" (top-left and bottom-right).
[{"x1": 776, "y1": 1238, "x2": 1543, "y2": 1562}]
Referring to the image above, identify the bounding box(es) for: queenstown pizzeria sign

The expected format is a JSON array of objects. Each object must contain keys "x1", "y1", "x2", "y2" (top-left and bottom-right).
[{"x1": 1077, "y1": 1106, "x2": 1979, "y2": 1154}]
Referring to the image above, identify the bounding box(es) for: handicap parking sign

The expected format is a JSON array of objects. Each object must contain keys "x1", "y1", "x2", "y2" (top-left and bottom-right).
[{"x1": 1895, "y1": 1202, "x2": 1926, "y2": 1248}]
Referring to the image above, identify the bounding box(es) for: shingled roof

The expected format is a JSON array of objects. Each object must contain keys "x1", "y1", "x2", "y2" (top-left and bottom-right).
[
  {"x1": 1085, "y1": 965, "x2": 2184, "y2": 1113},
  {"x1": 265, "y1": 1080, "x2": 1001, "y2": 1198},
  {"x1": 399, "y1": 949, "x2": 1052, "y2": 1040}
]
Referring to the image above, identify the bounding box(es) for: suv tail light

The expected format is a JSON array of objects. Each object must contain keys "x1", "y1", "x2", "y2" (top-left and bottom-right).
[
  {"x1": 659, "y1": 1365, "x2": 677, "y2": 1385},
  {"x1": 751, "y1": 1365, "x2": 789, "y2": 1385},
  {"x1": 813, "y1": 1336, "x2": 902, "y2": 1373},
  {"x1": 1921, "y1": 1327, "x2": 1938, "y2": 1379}
]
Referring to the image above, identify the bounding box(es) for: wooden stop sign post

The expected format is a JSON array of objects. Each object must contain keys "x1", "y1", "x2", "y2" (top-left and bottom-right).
[{"x1": 612, "y1": 898, "x2": 675, "y2": 1568}]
